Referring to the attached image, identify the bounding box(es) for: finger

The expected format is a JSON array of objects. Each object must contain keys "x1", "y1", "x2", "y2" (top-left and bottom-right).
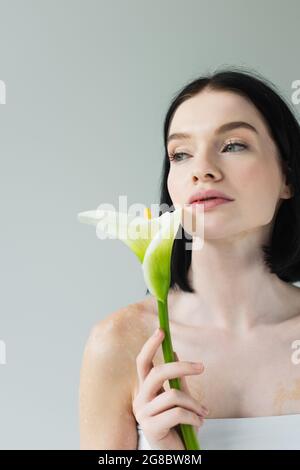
[
  {"x1": 175, "y1": 352, "x2": 189, "y2": 395},
  {"x1": 174, "y1": 351, "x2": 190, "y2": 395},
  {"x1": 143, "y1": 359, "x2": 204, "y2": 402},
  {"x1": 136, "y1": 328, "x2": 165, "y2": 386},
  {"x1": 145, "y1": 386, "x2": 207, "y2": 419},
  {"x1": 174, "y1": 351, "x2": 209, "y2": 417},
  {"x1": 149, "y1": 407, "x2": 204, "y2": 437},
  {"x1": 153, "y1": 359, "x2": 165, "y2": 395}
]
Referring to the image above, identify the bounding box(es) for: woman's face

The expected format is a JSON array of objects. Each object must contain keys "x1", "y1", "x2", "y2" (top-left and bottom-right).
[{"x1": 167, "y1": 88, "x2": 293, "y2": 241}]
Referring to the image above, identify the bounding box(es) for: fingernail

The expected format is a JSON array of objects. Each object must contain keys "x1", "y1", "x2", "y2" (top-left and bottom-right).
[
  {"x1": 154, "y1": 328, "x2": 162, "y2": 337},
  {"x1": 192, "y1": 362, "x2": 203, "y2": 370}
]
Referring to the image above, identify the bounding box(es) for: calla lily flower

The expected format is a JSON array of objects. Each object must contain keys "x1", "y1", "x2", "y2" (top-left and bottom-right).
[
  {"x1": 77, "y1": 207, "x2": 182, "y2": 301},
  {"x1": 77, "y1": 205, "x2": 201, "y2": 450}
]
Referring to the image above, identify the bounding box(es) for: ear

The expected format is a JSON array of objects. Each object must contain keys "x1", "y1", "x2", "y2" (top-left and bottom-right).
[
  {"x1": 281, "y1": 184, "x2": 294, "y2": 199},
  {"x1": 280, "y1": 165, "x2": 294, "y2": 199}
]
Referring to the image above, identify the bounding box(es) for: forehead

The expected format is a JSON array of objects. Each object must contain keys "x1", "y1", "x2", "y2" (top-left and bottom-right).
[{"x1": 168, "y1": 89, "x2": 267, "y2": 138}]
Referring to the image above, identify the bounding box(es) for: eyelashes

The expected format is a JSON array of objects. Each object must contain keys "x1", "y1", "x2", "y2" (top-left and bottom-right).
[{"x1": 168, "y1": 141, "x2": 248, "y2": 162}]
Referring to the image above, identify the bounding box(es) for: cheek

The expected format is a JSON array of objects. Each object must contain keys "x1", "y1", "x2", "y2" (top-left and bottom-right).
[
  {"x1": 167, "y1": 169, "x2": 185, "y2": 205},
  {"x1": 236, "y1": 161, "x2": 281, "y2": 222}
]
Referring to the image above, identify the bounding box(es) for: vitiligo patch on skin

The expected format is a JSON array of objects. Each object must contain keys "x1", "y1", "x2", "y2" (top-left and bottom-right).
[{"x1": 273, "y1": 378, "x2": 300, "y2": 414}]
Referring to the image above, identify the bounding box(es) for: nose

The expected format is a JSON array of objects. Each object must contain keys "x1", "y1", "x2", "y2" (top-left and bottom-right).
[{"x1": 190, "y1": 154, "x2": 222, "y2": 182}]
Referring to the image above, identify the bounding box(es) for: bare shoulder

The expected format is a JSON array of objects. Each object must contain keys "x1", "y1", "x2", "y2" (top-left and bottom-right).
[
  {"x1": 88, "y1": 296, "x2": 158, "y2": 358},
  {"x1": 84, "y1": 298, "x2": 156, "y2": 388},
  {"x1": 79, "y1": 296, "x2": 158, "y2": 449}
]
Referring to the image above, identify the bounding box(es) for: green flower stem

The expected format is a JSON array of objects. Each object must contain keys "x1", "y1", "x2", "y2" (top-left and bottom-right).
[{"x1": 157, "y1": 297, "x2": 201, "y2": 450}]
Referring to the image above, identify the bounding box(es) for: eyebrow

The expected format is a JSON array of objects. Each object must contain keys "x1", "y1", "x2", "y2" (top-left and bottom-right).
[{"x1": 167, "y1": 121, "x2": 258, "y2": 145}]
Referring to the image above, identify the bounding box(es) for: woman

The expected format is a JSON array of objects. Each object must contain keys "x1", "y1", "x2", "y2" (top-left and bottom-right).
[{"x1": 79, "y1": 68, "x2": 300, "y2": 450}]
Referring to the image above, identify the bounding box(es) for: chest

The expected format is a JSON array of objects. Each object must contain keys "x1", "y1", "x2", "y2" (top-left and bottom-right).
[{"x1": 154, "y1": 325, "x2": 300, "y2": 418}]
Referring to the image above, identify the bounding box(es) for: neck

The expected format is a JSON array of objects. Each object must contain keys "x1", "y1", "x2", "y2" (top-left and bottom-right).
[{"x1": 181, "y1": 233, "x2": 295, "y2": 332}]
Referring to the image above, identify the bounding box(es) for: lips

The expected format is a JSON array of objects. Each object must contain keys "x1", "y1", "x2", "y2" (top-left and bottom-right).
[
  {"x1": 191, "y1": 197, "x2": 233, "y2": 210},
  {"x1": 193, "y1": 197, "x2": 220, "y2": 202},
  {"x1": 188, "y1": 189, "x2": 234, "y2": 204}
]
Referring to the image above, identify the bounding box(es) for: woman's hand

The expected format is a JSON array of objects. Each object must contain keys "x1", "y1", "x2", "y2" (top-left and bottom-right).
[{"x1": 132, "y1": 328, "x2": 209, "y2": 450}]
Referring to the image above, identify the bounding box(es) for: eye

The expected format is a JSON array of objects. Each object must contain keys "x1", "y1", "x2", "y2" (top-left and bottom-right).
[
  {"x1": 168, "y1": 152, "x2": 190, "y2": 162},
  {"x1": 222, "y1": 141, "x2": 248, "y2": 152},
  {"x1": 168, "y1": 141, "x2": 248, "y2": 163}
]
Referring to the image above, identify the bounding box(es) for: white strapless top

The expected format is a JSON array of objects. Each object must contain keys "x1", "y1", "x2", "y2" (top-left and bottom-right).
[{"x1": 137, "y1": 414, "x2": 300, "y2": 450}]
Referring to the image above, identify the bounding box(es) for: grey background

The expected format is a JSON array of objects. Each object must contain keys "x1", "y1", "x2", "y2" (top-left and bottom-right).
[{"x1": 0, "y1": 0, "x2": 299, "y2": 450}]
